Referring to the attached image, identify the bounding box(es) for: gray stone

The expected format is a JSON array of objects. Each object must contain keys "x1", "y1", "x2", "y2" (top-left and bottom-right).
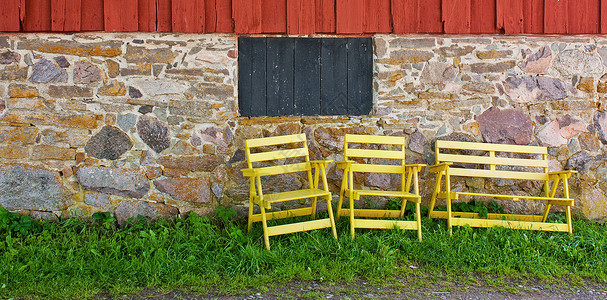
[
  {"x1": 0, "y1": 65, "x2": 28, "y2": 80},
  {"x1": 114, "y1": 200, "x2": 178, "y2": 226},
  {"x1": 153, "y1": 107, "x2": 167, "y2": 122},
  {"x1": 261, "y1": 173, "x2": 302, "y2": 194},
  {"x1": 519, "y1": 46, "x2": 551, "y2": 73},
  {"x1": 138, "y1": 105, "x2": 153, "y2": 114},
  {"x1": 389, "y1": 50, "x2": 434, "y2": 64},
  {"x1": 0, "y1": 99, "x2": 5, "y2": 115},
  {"x1": 0, "y1": 51, "x2": 20, "y2": 64},
  {"x1": 73, "y1": 61, "x2": 101, "y2": 84},
  {"x1": 594, "y1": 111, "x2": 607, "y2": 144},
  {"x1": 229, "y1": 149, "x2": 245, "y2": 163},
  {"x1": 468, "y1": 61, "x2": 515, "y2": 74},
  {"x1": 389, "y1": 38, "x2": 436, "y2": 48},
  {"x1": 85, "y1": 126, "x2": 133, "y2": 160},
  {"x1": 435, "y1": 45, "x2": 475, "y2": 57},
  {"x1": 31, "y1": 211, "x2": 59, "y2": 221},
  {"x1": 565, "y1": 151, "x2": 606, "y2": 174},
  {"x1": 212, "y1": 182, "x2": 223, "y2": 199},
  {"x1": 553, "y1": 49, "x2": 604, "y2": 76},
  {"x1": 0, "y1": 37, "x2": 8, "y2": 48},
  {"x1": 420, "y1": 62, "x2": 457, "y2": 85},
  {"x1": 0, "y1": 164, "x2": 70, "y2": 211},
  {"x1": 154, "y1": 177, "x2": 211, "y2": 203},
  {"x1": 54, "y1": 56, "x2": 70, "y2": 68},
  {"x1": 477, "y1": 107, "x2": 533, "y2": 145},
  {"x1": 366, "y1": 173, "x2": 392, "y2": 189},
  {"x1": 84, "y1": 192, "x2": 113, "y2": 210},
  {"x1": 129, "y1": 86, "x2": 142, "y2": 98},
  {"x1": 137, "y1": 115, "x2": 170, "y2": 154},
  {"x1": 30, "y1": 59, "x2": 68, "y2": 83},
  {"x1": 117, "y1": 113, "x2": 137, "y2": 132},
  {"x1": 408, "y1": 130, "x2": 426, "y2": 154},
  {"x1": 76, "y1": 166, "x2": 150, "y2": 198},
  {"x1": 48, "y1": 85, "x2": 93, "y2": 98},
  {"x1": 125, "y1": 45, "x2": 178, "y2": 64},
  {"x1": 132, "y1": 78, "x2": 186, "y2": 96}
]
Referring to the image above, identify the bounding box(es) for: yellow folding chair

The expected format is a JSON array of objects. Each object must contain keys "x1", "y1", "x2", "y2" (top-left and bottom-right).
[
  {"x1": 241, "y1": 133, "x2": 338, "y2": 250},
  {"x1": 337, "y1": 134, "x2": 425, "y2": 240}
]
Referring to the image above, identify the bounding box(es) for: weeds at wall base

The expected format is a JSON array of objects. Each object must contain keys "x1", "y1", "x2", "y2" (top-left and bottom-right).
[{"x1": 0, "y1": 206, "x2": 605, "y2": 299}]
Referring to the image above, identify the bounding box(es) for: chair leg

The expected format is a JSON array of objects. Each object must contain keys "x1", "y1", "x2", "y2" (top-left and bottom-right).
[
  {"x1": 311, "y1": 197, "x2": 318, "y2": 219},
  {"x1": 399, "y1": 198, "x2": 408, "y2": 218},
  {"x1": 247, "y1": 199, "x2": 254, "y2": 233},
  {"x1": 326, "y1": 195, "x2": 338, "y2": 239},
  {"x1": 337, "y1": 174, "x2": 347, "y2": 218},
  {"x1": 416, "y1": 202, "x2": 422, "y2": 242},
  {"x1": 566, "y1": 206, "x2": 573, "y2": 234},
  {"x1": 260, "y1": 205, "x2": 270, "y2": 250}
]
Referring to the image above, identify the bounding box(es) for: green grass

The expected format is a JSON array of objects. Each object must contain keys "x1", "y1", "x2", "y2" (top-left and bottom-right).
[{"x1": 0, "y1": 206, "x2": 606, "y2": 299}]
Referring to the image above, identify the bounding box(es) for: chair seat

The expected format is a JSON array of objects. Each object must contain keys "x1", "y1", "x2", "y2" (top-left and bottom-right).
[
  {"x1": 258, "y1": 188, "x2": 330, "y2": 204},
  {"x1": 352, "y1": 189, "x2": 420, "y2": 199}
]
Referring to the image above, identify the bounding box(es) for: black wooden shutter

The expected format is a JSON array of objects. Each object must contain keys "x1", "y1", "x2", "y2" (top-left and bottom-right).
[{"x1": 239, "y1": 37, "x2": 372, "y2": 116}]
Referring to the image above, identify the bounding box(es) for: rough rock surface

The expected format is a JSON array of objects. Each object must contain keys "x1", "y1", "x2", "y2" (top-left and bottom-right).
[
  {"x1": 0, "y1": 164, "x2": 69, "y2": 211},
  {"x1": 137, "y1": 115, "x2": 170, "y2": 154},
  {"x1": 85, "y1": 126, "x2": 133, "y2": 160},
  {"x1": 76, "y1": 166, "x2": 150, "y2": 198},
  {"x1": 477, "y1": 107, "x2": 533, "y2": 145},
  {"x1": 114, "y1": 200, "x2": 179, "y2": 226},
  {"x1": 154, "y1": 177, "x2": 211, "y2": 203},
  {"x1": 73, "y1": 61, "x2": 101, "y2": 84},
  {"x1": 30, "y1": 59, "x2": 68, "y2": 83}
]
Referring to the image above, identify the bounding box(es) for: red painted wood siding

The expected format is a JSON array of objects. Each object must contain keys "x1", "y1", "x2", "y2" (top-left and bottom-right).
[{"x1": 1, "y1": 0, "x2": 607, "y2": 34}]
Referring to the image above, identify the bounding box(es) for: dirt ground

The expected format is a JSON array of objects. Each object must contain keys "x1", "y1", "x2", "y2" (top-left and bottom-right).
[{"x1": 100, "y1": 274, "x2": 607, "y2": 300}]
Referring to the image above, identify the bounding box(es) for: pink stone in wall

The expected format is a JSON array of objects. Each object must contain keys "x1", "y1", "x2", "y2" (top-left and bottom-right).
[
  {"x1": 557, "y1": 115, "x2": 587, "y2": 140},
  {"x1": 519, "y1": 46, "x2": 551, "y2": 74},
  {"x1": 536, "y1": 120, "x2": 567, "y2": 147},
  {"x1": 477, "y1": 107, "x2": 533, "y2": 145}
]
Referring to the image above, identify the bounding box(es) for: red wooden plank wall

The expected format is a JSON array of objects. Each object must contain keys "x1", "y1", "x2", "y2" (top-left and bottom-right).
[{"x1": 2, "y1": 0, "x2": 607, "y2": 34}]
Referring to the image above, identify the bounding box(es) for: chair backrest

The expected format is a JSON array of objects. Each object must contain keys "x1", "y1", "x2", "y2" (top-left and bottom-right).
[
  {"x1": 435, "y1": 140, "x2": 549, "y2": 181},
  {"x1": 344, "y1": 134, "x2": 407, "y2": 174},
  {"x1": 244, "y1": 133, "x2": 312, "y2": 178}
]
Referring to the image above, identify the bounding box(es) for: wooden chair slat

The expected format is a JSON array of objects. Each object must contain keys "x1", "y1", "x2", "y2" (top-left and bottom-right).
[
  {"x1": 449, "y1": 168, "x2": 549, "y2": 180},
  {"x1": 350, "y1": 164, "x2": 405, "y2": 174},
  {"x1": 345, "y1": 148, "x2": 405, "y2": 160},
  {"x1": 436, "y1": 140, "x2": 548, "y2": 154},
  {"x1": 248, "y1": 148, "x2": 309, "y2": 162},
  {"x1": 437, "y1": 153, "x2": 549, "y2": 168},
  {"x1": 345, "y1": 134, "x2": 405, "y2": 145},
  {"x1": 245, "y1": 133, "x2": 307, "y2": 148}
]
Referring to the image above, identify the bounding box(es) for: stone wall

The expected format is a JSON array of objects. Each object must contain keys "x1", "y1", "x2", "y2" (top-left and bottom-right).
[{"x1": 0, "y1": 33, "x2": 606, "y2": 223}]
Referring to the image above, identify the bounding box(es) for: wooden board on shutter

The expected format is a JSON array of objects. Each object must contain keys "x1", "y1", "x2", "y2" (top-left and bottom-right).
[
  {"x1": 363, "y1": 0, "x2": 391, "y2": 33},
  {"x1": 443, "y1": 0, "x2": 471, "y2": 33},
  {"x1": 347, "y1": 38, "x2": 373, "y2": 115},
  {"x1": 138, "y1": 0, "x2": 156, "y2": 31},
  {"x1": 51, "y1": 0, "x2": 81, "y2": 31},
  {"x1": 392, "y1": 0, "x2": 418, "y2": 33},
  {"x1": 321, "y1": 38, "x2": 348, "y2": 115},
  {"x1": 497, "y1": 0, "x2": 523, "y2": 33},
  {"x1": 523, "y1": 0, "x2": 543, "y2": 33},
  {"x1": 23, "y1": 0, "x2": 52, "y2": 32},
  {"x1": 470, "y1": 0, "x2": 497, "y2": 33},
  {"x1": 266, "y1": 38, "x2": 294, "y2": 116},
  {"x1": 233, "y1": 0, "x2": 262, "y2": 33},
  {"x1": 106, "y1": 0, "x2": 138, "y2": 32},
  {"x1": 294, "y1": 38, "x2": 321, "y2": 115},
  {"x1": 544, "y1": 0, "x2": 568, "y2": 34},
  {"x1": 418, "y1": 0, "x2": 442, "y2": 33},
  {"x1": 316, "y1": 0, "x2": 335, "y2": 33},
  {"x1": 156, "y1": 0, "x2": 172, "y2": 32},
  {"x1": 172, "y1": 0, "x2": 205, "y2": 33},
  {"x1": 336, "y1": 0, "x2": 364, "y2": 34},
  {"x1": 215, "y1": 0, "x2": 232, "y2": 32},
  {"x1": 0, "y1": 0, "x2": 21, "y2": 31},
  {"x1": 568, "y1": 0, "x2": 599, "y2": 33},
  {"x1": 81, "y1": 0, "x2": 103, "y2": 31},
  {"x1": 238, "y1": 37, "x2": 267, "y2": 117},
  {"x1": 287, "y1": 0, "x2": 316, "y2": 35},
  {"x1": 263, "y1": 0, "x2": 287, "y2": 33}
]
